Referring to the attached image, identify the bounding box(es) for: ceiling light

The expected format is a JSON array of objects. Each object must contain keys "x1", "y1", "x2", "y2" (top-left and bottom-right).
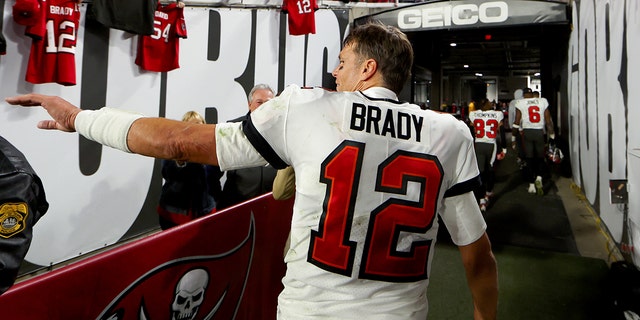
[
  {"x1": 450, "y1": 43, "x2": 457, "y2": 47},
  {"x1": 464, "y1": 64, "x2": 469, "y2": 68}
]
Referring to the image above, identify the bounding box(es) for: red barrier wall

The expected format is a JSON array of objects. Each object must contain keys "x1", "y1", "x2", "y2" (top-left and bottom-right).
[{"x1": 0, "y1": 194, "x2": 293, "y2": 320}]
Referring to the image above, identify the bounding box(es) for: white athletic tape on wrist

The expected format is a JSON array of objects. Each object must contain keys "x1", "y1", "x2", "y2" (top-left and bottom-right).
[
  {"x1": 549, "y1": 133, "x2": 556, "y2": 140},
  {"x1": 74, "y1": 108, "x2": 144, "y2": 153}
]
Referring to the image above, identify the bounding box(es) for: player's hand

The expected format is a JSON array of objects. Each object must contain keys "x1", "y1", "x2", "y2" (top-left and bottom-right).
[{"x1": 5, "y1": 94, "x2": 81, "y2": 132}]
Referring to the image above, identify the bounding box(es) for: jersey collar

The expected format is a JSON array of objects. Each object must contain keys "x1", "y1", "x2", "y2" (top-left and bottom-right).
[{"x1": 360, "y1": 87, "x2": 398, "y2": 101}]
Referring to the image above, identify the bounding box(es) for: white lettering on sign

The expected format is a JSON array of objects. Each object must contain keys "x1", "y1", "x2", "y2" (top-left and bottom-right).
[{"x1": 398, "y1": 1, "x2": 508, "y2": 29}]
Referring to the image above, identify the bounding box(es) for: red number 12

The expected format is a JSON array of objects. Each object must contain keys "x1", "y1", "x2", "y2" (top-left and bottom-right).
[{"x1": 308, "y1": 141, "x2": 443, "y2": 282}]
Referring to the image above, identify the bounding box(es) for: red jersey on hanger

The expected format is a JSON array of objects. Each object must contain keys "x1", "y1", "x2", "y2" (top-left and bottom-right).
[
  {"x1": 135, "y1": 2, "x2": 187, "y2": 72},
  {"x1": 282, "y1": 0, "x2": 318, "y2": 36},
  {"x1": 25, "y1": 0, "x2": 81, "y2": 86}
]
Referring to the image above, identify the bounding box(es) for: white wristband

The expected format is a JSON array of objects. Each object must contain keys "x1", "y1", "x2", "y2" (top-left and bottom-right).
[
  {"x1": 549, "y1": 133, "x2": 556, "y2": 140},
  {"x1": 74, "y1": 108, "x2": 144, "y2": 153},
  {"x1": 511, "y1": 136, "x2": 516, "y2": 142}
]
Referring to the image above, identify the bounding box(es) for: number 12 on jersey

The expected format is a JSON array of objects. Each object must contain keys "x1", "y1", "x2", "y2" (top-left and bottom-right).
[
  {"x1": 308, "y1": 141, "x2": 443, "y2": 282},
  {"x1": 295, "y1": 0, "x2": 312, "y2": 13},
  {"x1": 45, "y1": 20, "x2": 76, "y2": 54}
]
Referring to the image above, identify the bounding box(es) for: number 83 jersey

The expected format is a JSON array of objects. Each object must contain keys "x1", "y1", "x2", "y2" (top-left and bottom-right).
[
  {"x1": 469, "y1": 109, "x2": 504, "y2": 144},
  {"x1": 25, "y1": 0, "x2": 80, "y2": 86},
  {"x1": 216, "y1": 85, "x2": 485, "y2": 319}
]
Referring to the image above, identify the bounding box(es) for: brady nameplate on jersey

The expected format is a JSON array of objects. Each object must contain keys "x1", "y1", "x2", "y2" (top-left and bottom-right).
[{"x1": 349, "y1": 103, "x2": 424, "y2": 142}]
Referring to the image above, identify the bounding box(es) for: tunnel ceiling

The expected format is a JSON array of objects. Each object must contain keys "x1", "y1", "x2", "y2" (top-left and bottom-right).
[{"x1": 407, "y1": 24, "x2": 569, "y2": 79}]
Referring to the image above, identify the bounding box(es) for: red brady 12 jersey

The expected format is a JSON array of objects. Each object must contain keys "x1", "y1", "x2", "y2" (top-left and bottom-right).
[
  {"x1": 515, "y1": 97, "x2": 549, "y2": 130},
  {"x1": 469, "y1": 110, "x2": 504, "y2": 144},
  {"x1": 25, "y1": 0, "x2": 80, "y2": 86},
  {"x1": 135, "y1": 2, "x2": 187, "y2": 72},
  {"x1": 215, "y1": 85, "x2": 486, "y2": 319},
  {"x1": 281, "y1": 0, "x2": 318, "y2": 35}
]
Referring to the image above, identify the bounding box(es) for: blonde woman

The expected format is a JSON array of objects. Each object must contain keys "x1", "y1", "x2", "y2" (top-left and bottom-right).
[{"x1": 156, "y1": 111, "x2": 222, "y2": 229}]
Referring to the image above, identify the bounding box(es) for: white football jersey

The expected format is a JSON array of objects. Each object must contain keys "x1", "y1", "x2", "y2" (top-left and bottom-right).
[
  {"x1": 216, "y1": 85, "x2": 486, "y2": 319},
  {"x1": 514, "y1": 97, "x2": 550, "y2": 130},
  {"x1": 469, "y1": 110, "x2": 504, "y2": 144}
]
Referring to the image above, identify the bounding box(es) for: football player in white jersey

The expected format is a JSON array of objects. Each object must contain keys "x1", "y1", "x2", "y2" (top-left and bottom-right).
[
  {"x1": 508, "y1": 89, "x2": 525, "y2": 167},
  {"x1": 6, "y1": 22, "x2": 498, "y2": 320},
  {"x1": 513, "y1": 88, "x2": 556, "y2": 195},
  {"x1": 468, "y1": 100, "x2": 505, "y2": 212}
]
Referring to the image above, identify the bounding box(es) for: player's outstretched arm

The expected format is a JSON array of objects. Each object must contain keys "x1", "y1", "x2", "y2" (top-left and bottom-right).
[
  {"x1": 127, "y1": 117, "x2": 218, "y2": 165},
  {"x1": 5, "y1": 94, "x2": 219, "y2": 165},
  {"x1": 459, "y1": 232, "x2": 498, "y2": 320}
]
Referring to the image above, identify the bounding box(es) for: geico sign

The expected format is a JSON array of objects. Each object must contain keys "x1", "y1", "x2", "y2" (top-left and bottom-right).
[{"x1": 398, "y1": 1, "x2": 508, "y2": 29}]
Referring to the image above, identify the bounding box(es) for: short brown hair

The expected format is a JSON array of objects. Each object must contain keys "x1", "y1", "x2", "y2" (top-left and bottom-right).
[{"x1": 344, "y1": 22, "x2": 414, "y2": 95}]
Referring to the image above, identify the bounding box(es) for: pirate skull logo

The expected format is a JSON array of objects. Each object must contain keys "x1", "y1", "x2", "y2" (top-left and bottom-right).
[{"x1": 171, "y1": 268, "x2": 209, "y2": 320}]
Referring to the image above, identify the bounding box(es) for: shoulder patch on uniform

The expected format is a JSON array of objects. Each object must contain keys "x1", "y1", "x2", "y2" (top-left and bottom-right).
[{"x1": 0, "y1": 202, "x2": 29, "y2": 239}]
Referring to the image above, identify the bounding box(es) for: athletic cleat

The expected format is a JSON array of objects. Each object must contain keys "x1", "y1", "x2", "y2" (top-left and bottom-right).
[
  {"x1": 528, "y1": 183, "x2": 536, "y2": 193},
  {"x1": 535, "y1": 176, "x2": 544, "y2": 195}
]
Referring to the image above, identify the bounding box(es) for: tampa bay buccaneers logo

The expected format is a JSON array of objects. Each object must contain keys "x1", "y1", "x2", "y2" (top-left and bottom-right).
[{"x1": 96, "y1": 215, "x2": 255, "y2": 320}]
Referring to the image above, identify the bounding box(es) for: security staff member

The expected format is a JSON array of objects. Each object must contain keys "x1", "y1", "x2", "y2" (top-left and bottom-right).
[{"x1": 0, "y1": 136, "x2": 48, "y2": 295}]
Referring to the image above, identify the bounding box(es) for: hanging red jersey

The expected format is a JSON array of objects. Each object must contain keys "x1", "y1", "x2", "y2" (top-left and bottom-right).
[
  {"x1": 282, "y1": 0, "x2": 318, "y2": 36},
  {"x1": 24, "y1": 0, "x2": 80, "y2": 86},
  {"x1": 135, "y1": 2, "x2": 187, "y2": 72}
]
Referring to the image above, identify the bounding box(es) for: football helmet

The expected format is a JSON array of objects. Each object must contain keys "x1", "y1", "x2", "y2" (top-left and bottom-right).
[{"x1": 547, "y1": 145, "x2": 564, "y2": 164}]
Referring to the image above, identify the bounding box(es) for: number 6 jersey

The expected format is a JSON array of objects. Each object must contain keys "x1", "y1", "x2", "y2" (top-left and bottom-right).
[
  {"x1": 216, "y1": 85, "x2": 486, "y2": 319},
  {"x1": 514, "y1": 97, "x2": 550, "y2": 130},
  {"x1": 25, "y1": 0, "x2": 80, "y2": 86}
]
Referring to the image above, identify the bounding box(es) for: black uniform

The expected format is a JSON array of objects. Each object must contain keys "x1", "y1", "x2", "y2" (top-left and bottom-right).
[{"x1": 0, "y1": 136, "x2": 48, "y2": 295}]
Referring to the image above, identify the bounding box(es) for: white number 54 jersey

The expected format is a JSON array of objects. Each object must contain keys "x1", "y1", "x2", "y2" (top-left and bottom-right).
[{"x1": 216, "y1": 85, "x2": 486, "y2": 319}]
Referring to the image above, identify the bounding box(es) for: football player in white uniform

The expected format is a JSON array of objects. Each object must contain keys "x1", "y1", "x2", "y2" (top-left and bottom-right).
[
  {"x1": 468, "y1": 100, "x2": 505, "y2": 212},
  {"x1": 508, "y1": 89, "x2": 525, "y2": 167},
  {"x1": 6, "y1": 22, "x2": 498, "y2": 320},
  {"x1": 513, "y1": 88, "x2": 555, "y2": 195}
]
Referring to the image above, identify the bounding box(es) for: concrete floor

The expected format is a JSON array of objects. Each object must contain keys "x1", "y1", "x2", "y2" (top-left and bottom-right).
[{"x1": 556, "y1": 176, "x2": 624, "y2": 265}]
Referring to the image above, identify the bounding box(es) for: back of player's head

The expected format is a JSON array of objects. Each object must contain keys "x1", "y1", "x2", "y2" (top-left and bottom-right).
[
  {"x1": 344, "y1": 21, "x2": 413, "y2": 95},
  {"x1": 481, "y1": 100, "x2": 493, "y2": 111},
  {"x1": 522, "y1": 87, "x2": 534, "y2": 98}
]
